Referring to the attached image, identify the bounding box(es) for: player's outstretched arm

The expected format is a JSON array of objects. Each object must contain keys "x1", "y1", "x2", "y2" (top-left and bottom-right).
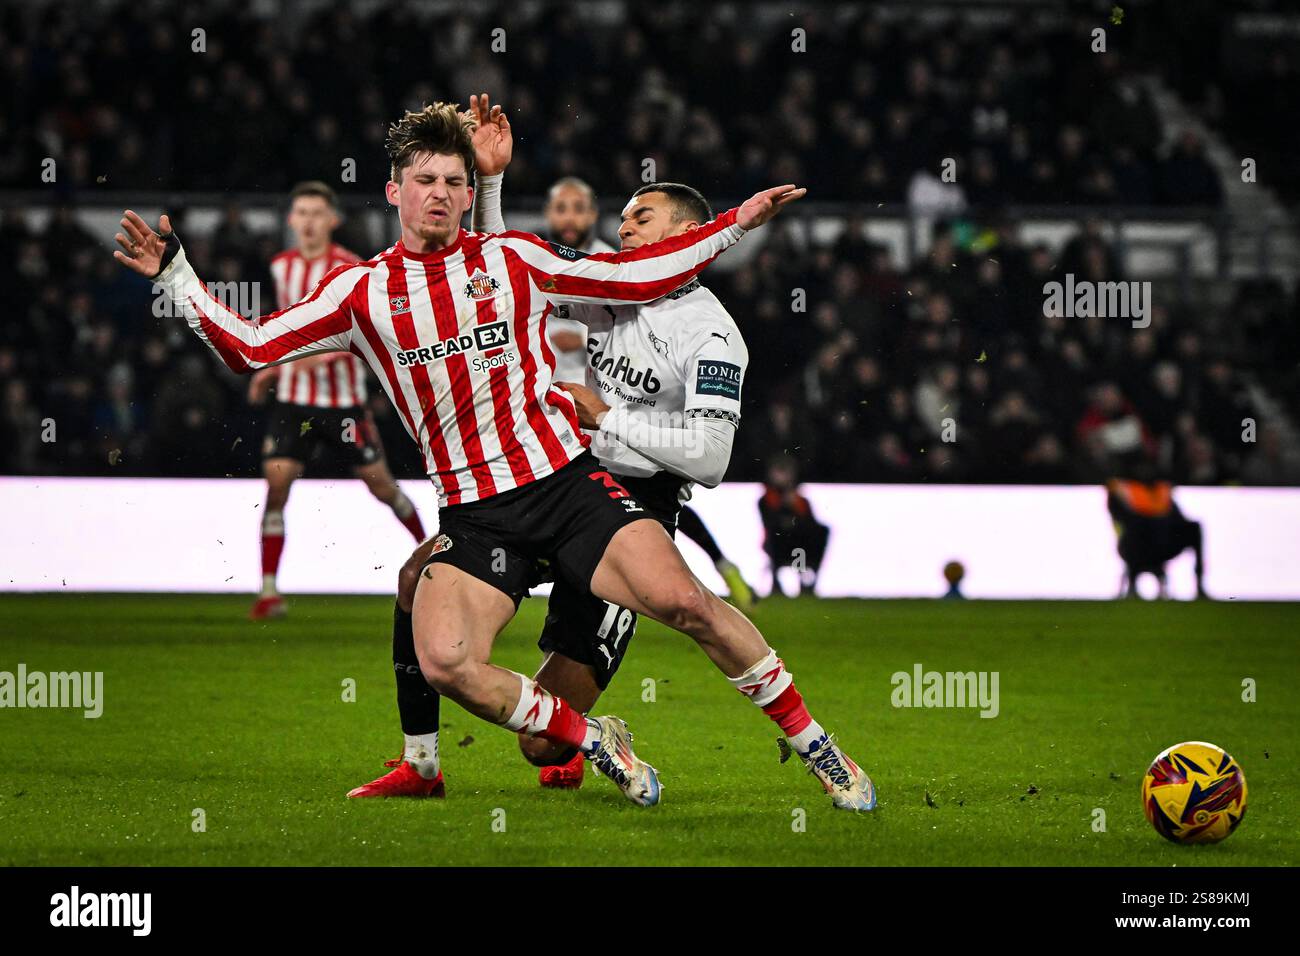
[
  {"x1": 114, "y1": 210, "x2": 357, "y2": 375},
  {"x1": 499, "y1": 184, "x2": 805, "y2": 308},
  {"x1": 465, "y1": 92, "x2": 510, "y2": 234},
  {"x1": 736, "y1": 184, "x2": 806, "y2": 231}
]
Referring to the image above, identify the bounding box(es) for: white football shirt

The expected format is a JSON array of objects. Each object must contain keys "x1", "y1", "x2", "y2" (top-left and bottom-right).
[{"x1": 574, "y1": 278, "x2": 749, "y2": 480}]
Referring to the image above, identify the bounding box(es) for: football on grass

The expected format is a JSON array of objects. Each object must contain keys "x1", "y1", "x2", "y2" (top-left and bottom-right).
[{"x1": 1142, "y1": 741, "x2": 1247, "y2": 844}]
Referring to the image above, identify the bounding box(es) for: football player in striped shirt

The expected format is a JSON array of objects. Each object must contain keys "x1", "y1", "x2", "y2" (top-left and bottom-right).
[
  {"x1": 246, "y1": 181, "x2": 426, "y2": 620},
  {"x1": 113, "y1": 98, "x2": 873, "y2": 810},
  {"x1": 347, "y1": 96, "x2": 873, "y2": 810}
]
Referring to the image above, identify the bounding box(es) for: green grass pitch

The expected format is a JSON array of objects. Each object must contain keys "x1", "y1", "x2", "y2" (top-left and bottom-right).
[{"x1": 0, "y1": 594, "x2": 1295, "y2": 866}]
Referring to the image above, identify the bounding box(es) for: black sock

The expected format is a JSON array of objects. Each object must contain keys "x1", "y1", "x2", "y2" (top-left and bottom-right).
[
  {"x1": 678, "y1": 506, "x2": 725, "y2": 563},
  {"x1": 393, "y1": 602, "x2": 440, "y2": 735}
]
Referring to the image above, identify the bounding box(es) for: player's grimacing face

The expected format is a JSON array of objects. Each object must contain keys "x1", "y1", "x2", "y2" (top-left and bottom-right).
[
  {"x1": 287, "y1": 196, "x2": 338, "y2": 248},
  {"x1": 618, "y1": 192, "x2": 697, "y2": 251},
  {"x1": 545, "y1": 186, "x2": 598, "y2": 248},
  {"x1": 385, "y1": 151, "x2": 473, "y2": 249}
]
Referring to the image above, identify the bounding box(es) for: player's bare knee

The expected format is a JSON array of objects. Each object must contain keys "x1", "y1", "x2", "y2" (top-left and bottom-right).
[
  {"x1": 654, "y1": 577, "x2": 714, "y2": 634},
  {"x1": 414, "y1": 639, "x2": 470, "y2": 696},
  {"x1": 416, "y1": 656, "x2": 462, "y2": 697}
]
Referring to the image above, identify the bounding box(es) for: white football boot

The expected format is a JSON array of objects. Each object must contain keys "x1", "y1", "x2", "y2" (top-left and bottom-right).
[
  {"x1": 586, "y1": 716, "x2": 661, "y2": 807},
  {"x1": 798, "y1": 733, "x2": 877, "y2": 811}
]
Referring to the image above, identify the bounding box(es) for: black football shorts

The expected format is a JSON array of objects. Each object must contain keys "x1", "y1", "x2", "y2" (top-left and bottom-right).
[
  {"x1": 419, "y1": 451, "x2": 658, "y2": 609},
  {"x1": 535, "y1": 469, "x2": 688, "y2": 687},
  {"x1": 262, "y1": 401, "x2": 383, "y2": 469}
]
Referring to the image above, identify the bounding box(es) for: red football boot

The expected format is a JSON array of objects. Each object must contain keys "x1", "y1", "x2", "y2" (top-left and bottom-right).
[
  {"x1": 348, "y1": 759, "x2": 445, "y2": 798},
  {"x1": 539, "y1": 751, "x2": 585, "y2": 789},
  {"x1": 249, "y1": 595, "x2": 286, "y2": 620}
]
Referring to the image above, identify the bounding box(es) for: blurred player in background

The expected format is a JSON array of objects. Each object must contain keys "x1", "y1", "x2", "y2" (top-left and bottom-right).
[
  {"x1": 245, "y1": 181, "x2": 426, "y2": 620},
  {"x1": 534, "y1": 176, "x2": 756, "y2": 611},
  {"x1": 759, "y1": 454, "x2": 830, "y2": 597},
  {"x1": 351, "y1": 165, "x2": 755, "y2": 798},
  {"x1": 535, "y1": 177, "x2": 614, "y2": 384},
  {"x1": 678, "y1": 505, "x2": 755, "y2": 612},
  {"x1": 1107, "y1": 456, "x2": 1208, "y2": 599}
]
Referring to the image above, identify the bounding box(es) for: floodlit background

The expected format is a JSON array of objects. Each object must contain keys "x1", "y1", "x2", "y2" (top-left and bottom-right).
[{"x1": 1, "y1": 0, "x2": 1297, "y2": 597}]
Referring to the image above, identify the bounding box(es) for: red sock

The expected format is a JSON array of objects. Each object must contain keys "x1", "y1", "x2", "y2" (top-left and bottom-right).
[
  {"x1": 261, "y1": 534, "x2": 285, "y2": 577},
  {"x1": 762, "y1": 683, "x2": 813, "y2": 737},
  {"x1": 537, "y1": 696, "x2": 587, "y2": 750},
  {"x1": 399, "y1": 510, "x2": 425, "y2": 541}
]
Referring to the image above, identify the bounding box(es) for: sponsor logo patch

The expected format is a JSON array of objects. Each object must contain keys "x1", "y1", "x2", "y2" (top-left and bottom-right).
[
  {"x1": 695, "y1": 360, "x2": 742, "y2": 400},
  {"x1": 588, "y1": 346, "x2": 661, "y2": 393},
  {"x1": 395, "y1": 321, "x2": 514, "y2": 368},
  {"x1": 390, "y1": 295, "x2": 410, "y2": 315},
  {"x1": 472, "y1": 320, "x2": 510, "y2": 350}
]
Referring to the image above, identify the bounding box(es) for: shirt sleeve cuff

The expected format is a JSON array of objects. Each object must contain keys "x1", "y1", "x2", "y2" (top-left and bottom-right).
[{"x1": 598, "y1": 405, "x2": 630, "y2": 437}]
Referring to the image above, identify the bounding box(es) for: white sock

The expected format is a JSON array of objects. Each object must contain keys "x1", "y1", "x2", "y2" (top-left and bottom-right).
[
  {"x1": 504, "y1": 673, "x2": 556, "y2": 734},
  {"x1": 581, "y1": 718, "x2": 602, "y2": 754},
  {"x1": 403, "y1": 732, "x2": 439, "y2": 778},
  {"x1": 788, "y1": 720, "x2": 830, "y2": 756},
  {"x1": 260, "y1": 574, "x2": 278, "y2": 598},
  {"x1": 726, "y1": 649, "x2": 793, "y2": 706}
]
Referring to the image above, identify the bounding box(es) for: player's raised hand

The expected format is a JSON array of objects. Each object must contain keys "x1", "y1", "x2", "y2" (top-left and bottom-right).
[
  {"x1": 736, "y1": 185, "x2": 806, "y2": 231},
  {"x1": 466, "y1": 92, "x2": 512, "y2": 176},
  {"x1": 113, "y1": 210, "x2": 174, "y2": 277}
]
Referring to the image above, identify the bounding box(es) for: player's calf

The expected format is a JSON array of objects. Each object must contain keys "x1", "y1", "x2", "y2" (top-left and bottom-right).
[
  {"x1": 413, "y1": 560, "x2": 657, "y2": 805},
  {"x1": 348, "y1": 600, "x2": 444, "y2": 799},
  {"x1": 594, "y1": 523, "x2": 873, "y2": 810},
  {"x1": 521, "y1": 650, "x2": 604, "y2": 788},
  {"x1": 518, "y1": 734, "x2": 578, "y2": 767}
]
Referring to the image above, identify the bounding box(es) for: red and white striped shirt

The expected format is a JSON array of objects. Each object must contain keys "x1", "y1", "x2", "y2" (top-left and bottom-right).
[
  {"x1": 268, "y1": 244, "x2": 368, "y2": 407},
  {"x1": 159, "y1": 211, "x2": 746, "y2": 506}
]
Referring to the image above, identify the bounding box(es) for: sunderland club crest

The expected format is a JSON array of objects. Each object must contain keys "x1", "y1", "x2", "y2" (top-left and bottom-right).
[{"x1": 464, "y1": 268, "x2": 501, "y2": 301}]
